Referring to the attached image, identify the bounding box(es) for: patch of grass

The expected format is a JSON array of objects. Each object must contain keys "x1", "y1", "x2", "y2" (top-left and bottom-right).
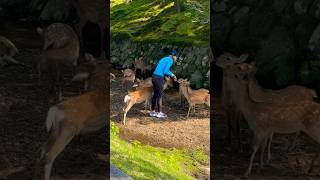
[
  {"x1": 111, "y1": 0, "x2": 209, "y2": 46},
  {"x1": 110, "y1": 121, "x2": 207, "y2": 179}
]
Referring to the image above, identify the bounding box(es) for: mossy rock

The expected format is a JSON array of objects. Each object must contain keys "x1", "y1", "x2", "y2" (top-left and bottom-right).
[{"x1": 190, "y1": 70, "x2": 203, "y2": 89}]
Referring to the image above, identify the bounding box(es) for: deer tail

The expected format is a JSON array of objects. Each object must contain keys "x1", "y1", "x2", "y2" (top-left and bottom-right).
[
  {"x1": 46, "y1": 106, "x2": 64, "y2": 132},
  {"x1": 124, "y1": 95, "x2": 131, "y2": 103}
]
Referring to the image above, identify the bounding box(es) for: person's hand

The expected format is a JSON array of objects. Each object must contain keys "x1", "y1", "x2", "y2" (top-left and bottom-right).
[{"x1": 172, "y1": 75, "x2": 177, "y2": 82}]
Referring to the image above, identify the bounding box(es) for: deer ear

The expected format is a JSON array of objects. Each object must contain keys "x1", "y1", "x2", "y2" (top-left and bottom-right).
[
  {"x1": 238, "y1": 54, "x2": 249, "y2": 63},
  {"x1": 37, "y1": 27, "x2": 43, "y2": 36},
  {"x1": 250, "y1": 61, "x2": 256, "y2": 66},
  {"x1": 85, "y1": 53, "x2": 95, "y2": 62}
]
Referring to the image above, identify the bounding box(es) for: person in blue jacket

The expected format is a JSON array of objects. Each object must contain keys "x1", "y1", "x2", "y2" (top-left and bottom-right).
[{"x1": 150, "y1": 48, "x2": 178, "y2": 118}]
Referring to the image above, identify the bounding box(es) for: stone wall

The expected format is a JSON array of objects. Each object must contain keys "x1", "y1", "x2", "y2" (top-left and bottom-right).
[
  {"x1": 213, "y1": 0, "x2": 320, "y2": 89},
  {"x1": 111, "y1": 40, "x2": 210, "y2": 89},
  {"x1": 0, "y1": 0, "x2": 76, "y2": 22}
]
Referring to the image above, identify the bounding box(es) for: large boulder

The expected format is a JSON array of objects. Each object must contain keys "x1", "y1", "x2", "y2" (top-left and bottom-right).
[
  {"x1": 308, "y1": 23, "x2": 320, "y2": 52},
  {"x1": 309, "y1": 0, "x2": 320, "y2": 19},
  {"x1": 294, "y1": 0, "x2": 313, "y2": 15},
  {"x1": 255, "y1": 26, "x2": 297, "y2": 86},
  {"x1": 40, "y1": 0, "x2": 72, "y2": 21},
  {"x1": 212, "y1": 13, "x2": 232, "y2": 50},
  {"x1": 232, "y1": 6, "x2": 250, "y2": 26}
]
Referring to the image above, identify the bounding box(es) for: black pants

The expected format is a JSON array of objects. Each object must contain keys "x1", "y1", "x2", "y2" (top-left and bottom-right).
[{"x1": 151, "y1": 75, "x2": 165, "y2": 112}]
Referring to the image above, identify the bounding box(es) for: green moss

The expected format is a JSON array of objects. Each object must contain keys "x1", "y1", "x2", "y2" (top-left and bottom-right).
[
  {"x1": 111, "y1": 0, "x2": 209, "y2": 46},
  {"x1": 110, "y1": 121, "x2": 206, "y2": 179}
]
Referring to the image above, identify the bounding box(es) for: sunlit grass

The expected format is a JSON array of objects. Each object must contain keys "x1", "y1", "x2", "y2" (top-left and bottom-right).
[{"x1": 110, "y1": 121, "x2": 209, "y2": 179}]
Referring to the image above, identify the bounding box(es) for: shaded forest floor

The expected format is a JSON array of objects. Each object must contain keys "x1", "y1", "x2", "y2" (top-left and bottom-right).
[{"x1": 0, "y1": 24, "x2": 108, "y2": 179}]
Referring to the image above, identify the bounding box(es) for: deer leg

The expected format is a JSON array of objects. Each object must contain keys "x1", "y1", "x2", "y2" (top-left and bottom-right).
[
  {"x1": 308, "y1": 152, "x2": 320, "y2": 173},
  {"x1": 236, "y1": 114, "x2": 241, "y2": 150},
  {"x1": 37, "y1": 63, "x2": 41, "y2": 86},
  {"x1": 41, "y1": 122, "x2": 76, "y2": 180},
  {"x1": 259, "y1": 135, "x2": 269, "y2": 169},
  {"x1": 187, "y1": 105, "x2": 191, "y2": 119},
  {"x1": 84, "y1": 80, "x2": 89, "y2": 91},
  {"x1": 244, "y1": 133, "x2": 264, "y2": 177},
  {"x1": 267, "y1": 133, "x2": 273, "y2": 164},
  {"x1": 123, "y1": 101, "x2": 134, "y2": 125},
  {"x1": 144, "y1": 100, "x2": 148, "y2": 112},
  {"x1": 79, "y1": 20, "x2": 85, "y2": 47},
  {"x1": 288, "y1": 132, "x2": 300, "y2": 152}
]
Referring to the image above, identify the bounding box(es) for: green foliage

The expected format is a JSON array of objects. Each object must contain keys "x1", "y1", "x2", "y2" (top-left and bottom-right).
[
  {"x1": 111, "y1": 0, "x2": 209, "y2": 46},
  {"x1": 256, "y1": 56, "x2": 296, "y2": 87},
  {"x1": 110, "y1": 121, "x2": 207, "y2": 179},
  {"x1": 189, "y1": 148, "x2": 209, "y2": 165},
  {"x1": 299, "y1": 55, "x2": 320, "y2": 84},
  {"x1": 110, "y1": 120, "x2": 120, "y2": 137}
]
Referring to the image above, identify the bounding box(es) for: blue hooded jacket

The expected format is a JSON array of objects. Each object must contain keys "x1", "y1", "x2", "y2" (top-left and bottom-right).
[{"x1": 153, "y1": 56, "x2": 174, "y2": 77}]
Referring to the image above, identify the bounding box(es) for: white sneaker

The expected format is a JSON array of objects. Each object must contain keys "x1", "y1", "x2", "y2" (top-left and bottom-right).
[
  {"x1": 149, "y1": 111, "x2": 157, "y2": 117},
  {"x1": 156, "y1": 112, "x2": 167, "y2": 118}
]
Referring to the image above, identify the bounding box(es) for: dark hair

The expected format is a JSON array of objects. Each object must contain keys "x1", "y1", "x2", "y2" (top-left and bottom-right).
[{"x1": 162, "y1": 47, "x2": 171, "y2": 55}]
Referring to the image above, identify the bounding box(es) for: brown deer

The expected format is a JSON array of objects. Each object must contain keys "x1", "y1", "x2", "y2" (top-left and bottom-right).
[
  {"x1": 37, "y1": 23, "x2": 80, "y2": 96},
  {"x1": 33, "y1": 59, "x2": 108, "y2": 180},
  {"x1": 72, "y1": 0, "x2": 107, "y2": 56},
  {"x1": 134, "y1": 77, "x2": 152, "y2": 88},
  {"x1": 133, "y1": 57, "x2": 155, "y2": 79},
  {"x1": 121, "y1": 68, "x2": 135, "y2": 90},
  {"x1": 0, "y1": 36, "x2": 30, "y2": 68},
  {"x1": 177, "y1": 79, "x2": 210, "y2": 118},
  {"x1": 217, "y1": 52, "x2": 317, "y2": 162},
  {"x1": 215, "y1": 52, "x2": 248, "y2": 148},
  {"x1": 225, "y1": 63, "x2": 320, "y2": 177},
  {"x1": 72, "y1": 53, "x2": 115, "y2": 90},
  {"x1": 122, "y1": 77, "x2": 173, "y2": 125},
  {"x1": 246, "y1": 62, "x2": 317, "y2": 160}
]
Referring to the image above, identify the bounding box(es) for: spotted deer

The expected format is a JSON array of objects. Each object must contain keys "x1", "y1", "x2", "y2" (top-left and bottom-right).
[
  {"x1": 133, "y1": 57, "x2": 155, "y2": 79},
  {"x1": 121, "y1": 68, "x2": 135, "y2": 90},
  {"x1": 37, "y1": 23, "x2": 80, "y2": 96},
  {"x1": 178, "y1": 79, "x2": 210, "y2": 118},
  {"x1": 122, "y1": 77, "x2": 173, "y2": 125},
  {"x1": 0, "y1": 36, "x2": 30, "y2": 68},
  {"x1": 217, "y1": 52, "x2": 317, "y2": 163},
  {"x1": 33, "y1": 60, "x2": 108, "y2": 180},
  {"x1": 226, "y1": 63, "x2": 320, "y2": 177},
  {"x1": 71, "y1": 53, "x2": 109, "y2": 91},
  {"x1": 215, "y1": 52, "x2": 248, "y2": 148}
]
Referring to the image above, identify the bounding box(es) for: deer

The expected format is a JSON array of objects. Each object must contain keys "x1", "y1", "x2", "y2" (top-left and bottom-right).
[
  {"x1": 215, "y1": 52, "x2": 249, "y2": 149},
  {"x1": 121, "y1": 68, "x2": 136, "y2": 90},
  {"x1": 72, "y1": 0, "x2": 107, "y2": 57},
  {"x1": 122, "y1": 77, "x2": 173, "y2": 125},
  {"x1": 70, "y1": 53, "x2": 116, "y2": 92},
  {"x1": 225, "y1": 62, "x2": 320, "y2": 177},
  {"x1": 177, "y1": 79, "x2": 210, "y2": 118},
  {"x1": 246, "y1": 62, "x2": 317, "y2": 159},
  {"x1": 37, "y1": 23, "x2": 80, "y2": 97},
  {"x1": 33, "y1": 58, "x2": 108, "y2": 180},
  {"x1": 133, "y1": 57, "x2": 155, "y2": 79},
  {"x1": 0, "y1": 36, "x2": 31, "y2": 68},
  {"x1": 217, "y1": 52, "x2": 318, "y2": 162},
  {"x1": 133, "y1": 77, "x2": 152, "y2": 88}
]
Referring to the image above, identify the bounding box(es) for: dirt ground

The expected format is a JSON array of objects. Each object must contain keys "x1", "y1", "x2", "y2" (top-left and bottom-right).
[
  {"x1": 110, "y1": 70, "x2": 210, "y2": 178},
  {"x1": 213, "y1": 97, "x2": 320, "y2": 180},
  {"x1": 0, "y1": 22, "x2": 107, "y2": 179}
]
